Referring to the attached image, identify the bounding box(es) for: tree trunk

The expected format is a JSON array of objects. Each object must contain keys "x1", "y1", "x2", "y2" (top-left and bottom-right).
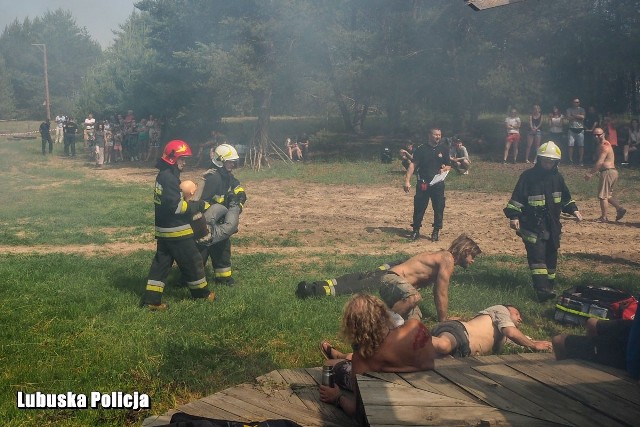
[{"x1": 248, "y1": 89, "x2": 272, "y2": 171}]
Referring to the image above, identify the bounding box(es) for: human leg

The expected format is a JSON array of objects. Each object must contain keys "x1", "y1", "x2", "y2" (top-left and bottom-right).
[
  {"x1": 524, "y1": 238, "x2": 555, "y2": 302},
  {"x1": 525, "y1": 134, "x2": 534, "y2": 162},
  {"x1": 430, "y1": 183, "x2": 445, "y2": 241},
  {"x1": 379, "y1": 274, "x2": 422, "y2": 320},
  {"x1": 173, "y1": 239, "x2": 213, "y2": 299},
  {"x1": 410, "y1": 189, "x2": 430, "y2": 239},
  {"x1": 503, "y1": 139, "x2": 511, "y2": 162},
  {"x1": 209, "y1": 238, "x2": 234, "y2": 285},
  {"x1": 142, "y1": 241, "x2": 175, "y2": 307}
]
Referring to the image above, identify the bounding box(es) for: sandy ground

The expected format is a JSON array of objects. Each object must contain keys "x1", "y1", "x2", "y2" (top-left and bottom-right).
[{"x1": 2, "y1": 157, "x2": 639, "y2": 267}]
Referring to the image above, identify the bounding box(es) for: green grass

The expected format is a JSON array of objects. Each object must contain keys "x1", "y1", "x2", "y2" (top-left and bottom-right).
[{"x1": 1, "y1": 129, "x2": 639, "y2": 426}]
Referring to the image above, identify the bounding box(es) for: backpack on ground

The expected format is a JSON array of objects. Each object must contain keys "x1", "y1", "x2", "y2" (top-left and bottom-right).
[{"x1": 554, "y1": 284, "x2": 638, "y2": 326}]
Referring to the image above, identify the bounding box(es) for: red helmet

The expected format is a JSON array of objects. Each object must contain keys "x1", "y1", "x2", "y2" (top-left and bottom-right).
[{"x1": 161, "y1": 140, "x2": 192, "y2": 165}]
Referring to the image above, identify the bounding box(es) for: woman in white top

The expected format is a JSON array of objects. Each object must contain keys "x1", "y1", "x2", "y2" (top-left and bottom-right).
[{"x1": 548, "y1": 106, "x2": 565, "y2": 150}]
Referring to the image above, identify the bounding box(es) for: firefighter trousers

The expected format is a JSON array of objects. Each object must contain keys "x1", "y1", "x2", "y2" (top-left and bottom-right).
[
  {"x1": 523, "y1": 237, "x2": 558, "y2": 292},
  {"x1": 200, "y1": 238, "x2": 233, "y2": 283},
  {"x1": 143, "y1": 238, "x2": 210, "y2": 305},
  {"x1": 412, "y1": 182, "x2": 445, "y2": 231},
  {"x1": 310, "y1": 269, "x2": 389, "y2": 297}
]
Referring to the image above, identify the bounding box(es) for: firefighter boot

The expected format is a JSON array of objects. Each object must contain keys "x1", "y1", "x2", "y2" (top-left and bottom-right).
[
  {"x1": 431, "y1": 228, "x2": 440, "y2": 242},
  {"x1": 296, "y1": 281, "x2": 315, "y2": 298},
  {"x1": 216, "y1": 277, "x2": 235, "y2": 287}
]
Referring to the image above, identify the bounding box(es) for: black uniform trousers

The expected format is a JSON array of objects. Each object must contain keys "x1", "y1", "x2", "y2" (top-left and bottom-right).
[
  {"x1": 523, "y1": 237, "x2": 558, "y2": 292},
  {"x1": 200, "y1": 238, "x2": 232, "y2": 282},
  {"x1": 64, "y1": 135, "x2": 76, "y2": 156},
  {"x1": 143, "y1": 238, "x2": 209, "y2": 305},
  {"x1": 41, "y1": 135, "x2": 52, "y2": 154},
  {"x1": 412, "y1": 182, "x2": 445, "y2": 231}
]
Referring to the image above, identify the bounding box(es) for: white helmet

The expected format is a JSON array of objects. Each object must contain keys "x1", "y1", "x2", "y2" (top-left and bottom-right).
[
  {"x1": 537, "y1": 141, "x2": 561, "y2": 160},
  {"x1": 211, "y1": 143, "x2": 240, "y2": 167}
]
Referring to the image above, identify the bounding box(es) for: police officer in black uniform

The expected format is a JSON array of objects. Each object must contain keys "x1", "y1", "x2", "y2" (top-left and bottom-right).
[{"x1": 403, "y1": 128, "x2": 451, "y2": 242}]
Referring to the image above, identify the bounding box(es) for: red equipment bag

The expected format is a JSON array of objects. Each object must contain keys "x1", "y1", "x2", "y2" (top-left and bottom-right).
[{"x1": 554, "y1": 285, "x2": 638, "y2": 326}]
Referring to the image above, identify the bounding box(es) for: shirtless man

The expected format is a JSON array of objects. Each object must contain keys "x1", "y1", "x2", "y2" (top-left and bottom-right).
[
  {"x1": 319, "y1": 294, "x2": 437, "y2": 419},
  {"x1": 430, "y1": 304, "x2": 552, "y2": 357},
  {"x1": 380, "y1": 233, "x2": 481, "y2": 322},
  {"x1": 296, "y1": 234, "x2": 481, "y2": 323},
  {"x1": 584, "y1": 127, "x2": 627, "y2": 222}
]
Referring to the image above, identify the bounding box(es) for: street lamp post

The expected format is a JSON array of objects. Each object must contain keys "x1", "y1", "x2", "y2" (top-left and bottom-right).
[{"x1": 32, "y1": 43, "x2": 51, "y2": 121}]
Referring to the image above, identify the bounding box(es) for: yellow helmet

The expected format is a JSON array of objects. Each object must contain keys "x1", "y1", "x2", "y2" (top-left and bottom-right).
[
  {"x1": 211, "y1": 143, "x2": 240, "y2": 167},
  {"x1": 537, "y1": 141, "x2": 561, "y2": 160}
]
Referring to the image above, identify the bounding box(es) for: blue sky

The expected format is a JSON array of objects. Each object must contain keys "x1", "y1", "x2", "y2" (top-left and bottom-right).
[{"x1": 0, "y1": 0, "x2": 138, "y2": 48}]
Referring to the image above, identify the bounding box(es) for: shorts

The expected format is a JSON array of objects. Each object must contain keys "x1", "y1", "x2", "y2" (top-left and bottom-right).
[
  {"x1": 506, "y1": 133, "x2": 520, "y2": 144},
  {"x1": 568, "y1": 129, "x2": 584, "y2": 147},
  {"x1": 564, "y1": 319, "x2": 632, "y2": 369},
  {"x1": 379, "y1": 272, "x2": 422, "y2": 320},
  {"x1": 431, "y1": 320, "x2": 471, "y2": 357},
  {"x1": 598, "y1": 168, "x2": 618, "y2": 200},
  {"x1": 528, "y1": 129, "x2": 542, "y2": 137},
  {"x1": 331, "y1": 360, "x2": 354, "y2": 392}
]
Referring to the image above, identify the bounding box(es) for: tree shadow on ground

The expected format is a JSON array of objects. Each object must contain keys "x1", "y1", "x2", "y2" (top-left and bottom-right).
[
  {"x1": 564, "y1": 252, "x2": 640, "y2": 269},
  {"x1": 365, "y1": 226, "x2": 411, "y2": 238}
]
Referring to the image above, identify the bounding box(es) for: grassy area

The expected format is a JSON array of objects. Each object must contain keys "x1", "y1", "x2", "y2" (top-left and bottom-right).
[{"x1": 1, "y1": 130, "x2": 639, "y2": 426}]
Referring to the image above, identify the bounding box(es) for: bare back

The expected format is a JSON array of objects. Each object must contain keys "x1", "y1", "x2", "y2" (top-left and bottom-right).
[
  {"x1": 352, "y1": 320, "x2": 436, "y2": 375},
  {"x1": 390, "y1": 250, "x2": 454, "y2": 289}
]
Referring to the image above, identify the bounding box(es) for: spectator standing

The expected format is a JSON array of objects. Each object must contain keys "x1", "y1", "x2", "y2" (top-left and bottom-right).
[
  {"x1": 566, "y1": 98, "x2": 586, "y2": 165},
  {"x1": 146, "y1": 116, "x2": 161, "y2": 162},
  {"x1": 94, "y1": 123, "x2": 105, "y2": 168},
  {"x1": 137, "y1": 119, "x2": 149, "y2": 162},
  {"x1": 548, "y1": 106, "x2": 565, "y2": 152},
  {"x1": 298, "y1": 134, "x2": 310, "y2": 161},
  {"x1": 83, "y1": 113, "x2": 96, "y2": 149},
  {"x1": 39, "y1": 119, "x2": 53, "y2": 155},
  {"x1": 449, "y1": 137, "x2": 470, "y2": 174},
  {"x1": 524, "y1": 105, "x2": 543, "y2": 163},
  {"x1": 63, "y1": 117, "x2": 78, "y2": 157},
  {"x1": 584, "y1": 105, "x2": 600, "y2": 162},
  {"x1": 623, "y1": 118, "x2": 639, "y2": 166},
  {"x1": 104, "y1": 123, "x2": 113, "y2": 164},
  {"x1": 584, "y1": 128, "x2": 627, "y2": 222},
  {"x1": 286, "y1": 137, "x2": 302, "y2": 161},
  {"x1": 504, "y1": 141, "x2": 582, "y2": 302},
  {"x1": 403, "y1": 128, "x2": 451, "y2": 242},
  {"x1": 112, "y1": 127, "x2": 124, "y2": 162},
  {"x1": 503, "y1": 108, "x2": 521, "y2": 164},
  {"x1": 54, "y1": 114, "x2": 65, "y2": 144}
]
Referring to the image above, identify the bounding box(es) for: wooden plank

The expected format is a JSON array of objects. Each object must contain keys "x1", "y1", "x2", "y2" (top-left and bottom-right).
[
  {"x1": 141, "y1": 414, "x2": 173, "y2": 427},
  {"x1": 364, "y1": 403, "x2": 560, "y2": 426},
  {"x1": 365, "y1": 372, "x2": 412, "y2": 386},
  {"x1": 256, "y1": 369, "x2": 307, "y2": 408},
  {"x1": 435, "y1": 364, "x2": 569, "y2": 424},
  {"x1": 357, "y1": 379, "x2": 486, "y2": 407},
  {"x1": 199, "y1": 392, "x2": 284, "y2": 420},
  {"x1": 474, "y1": 363, "x2": 615, "y2": 427},
  {"x1": 505, "y1": 359, "x2": 640, "y2": 426},
  {"x1": 397, "y1": 370, "x2": 481, "y2": 403},
  {"x1": 179, "y1": 398, "x2": 250, "y2": 421},
  {"x1": 278, "y1": 368, "x2": 336, "y2": 419},
  {"x1": 223, "y1": 384, "x2": 349, "y2": 427}
]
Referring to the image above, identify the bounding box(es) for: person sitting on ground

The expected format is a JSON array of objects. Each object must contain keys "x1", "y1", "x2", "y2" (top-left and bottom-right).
[
  {"x1": 552, "y1": 301, "x2": 639, "y2": 383},
  {"x1": 318, "y1": 294, "x2": 437, "y2": 419},
  {"x1": 286, "y1": 137, "x2": 302, "y2": 161},
  {"x1": 297, "y1": 234, "x2": 481, "y2": 324},
  {"x1": 400, "y1": 141, "x2": 415, "y2": 170},
  {"x1": 449, "y1": 137, "x2": 471, "y2": 174}
]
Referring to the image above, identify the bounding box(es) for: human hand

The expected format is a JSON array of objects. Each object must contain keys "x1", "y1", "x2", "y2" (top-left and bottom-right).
[
  {"x1": 509, "y1": 219, "x2": 520, "y2": 231},
  {"x1": 319, "y1": 384, "x2": 341, "y2": 404},
  {"x1": 532, "y1": 340, "x2": 553, "y2": 352},
  {"x1": 584, "y1": 172, "x2": 592, "y2": 181},
  {"x1": 574, "y1": 211, "x2": 583, "y2": 221},
  {"x1": 403, "y1": 182, "x2": 410, "y2": 193}
]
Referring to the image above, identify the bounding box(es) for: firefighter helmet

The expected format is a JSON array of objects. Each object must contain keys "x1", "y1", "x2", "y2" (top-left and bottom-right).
[
  {"x1": 537, "y1": 141, "x2": 561, "y2": 160},
  {"x1": 162, "y1": 140, "x2": 192, "y2": 165},
  {"x1": 212, "y1": 143, "x2": 240, "y2": 167}
]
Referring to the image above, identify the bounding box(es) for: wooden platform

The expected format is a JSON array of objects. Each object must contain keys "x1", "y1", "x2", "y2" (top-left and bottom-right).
[{"x1": 142, "y1": 353, "x2": 640, "y2": 427}]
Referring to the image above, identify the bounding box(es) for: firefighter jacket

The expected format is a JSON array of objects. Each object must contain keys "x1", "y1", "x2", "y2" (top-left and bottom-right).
[
  {"x1": 199, "y1": 166, "x2": 246, "y2": 209},
  {"x1": 504, "y1": 163, "x2": 578, "y2": 249},
  {"x1": 153, "y1": 162, "x2": 201, "y2": 240}
]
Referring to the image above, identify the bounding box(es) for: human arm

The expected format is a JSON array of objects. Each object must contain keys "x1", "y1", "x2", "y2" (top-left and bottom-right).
[
  {"x1": 319, "y1": 385, "x2": 356, "y2": 417},
  {"x1": 585, "y1": 146, "x2": 607, "y2": 179},
  {"x1": 502, "y1": 326, "x2": 552, "y2": 352},
  {"x1": 433, "y1": 256, "x2": 454, "y2": 322},
  {"x1": 504, "y1": 175, "x2": 527, "y2": 229},
  {"x1": 403, "y1": 161, "x2": 416, "y2": 193}
]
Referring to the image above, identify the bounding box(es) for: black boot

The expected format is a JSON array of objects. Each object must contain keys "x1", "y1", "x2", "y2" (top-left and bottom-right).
[
  {"x1": 409, "y1": 230, "x2": 420, "y2": 241},
  {"x1": 535, "y1": 287, "x2": 557, "y2": 303},
  {"x1": 431, "y1": 229, "x2": 439, "y2": 242},
  {"x1": 296, "y1": 281, "x2": 315, "y2": 298}
]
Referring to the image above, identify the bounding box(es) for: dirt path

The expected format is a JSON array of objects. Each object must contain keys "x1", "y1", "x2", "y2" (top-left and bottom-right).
[{"x1": 2, "y1": 158, "x2": 639, "y2": 265}]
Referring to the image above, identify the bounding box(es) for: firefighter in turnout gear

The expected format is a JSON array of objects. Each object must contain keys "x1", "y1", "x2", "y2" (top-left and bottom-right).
[
  {"x1": 504, "y1": 141, "x2": 583, "y2": 303},
  {"x1": 141, "y1": 140, "x2": 216, "y2": 310},
  {"x1": 197, "y1": 143, "x2": 246, "y2": 286}
]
